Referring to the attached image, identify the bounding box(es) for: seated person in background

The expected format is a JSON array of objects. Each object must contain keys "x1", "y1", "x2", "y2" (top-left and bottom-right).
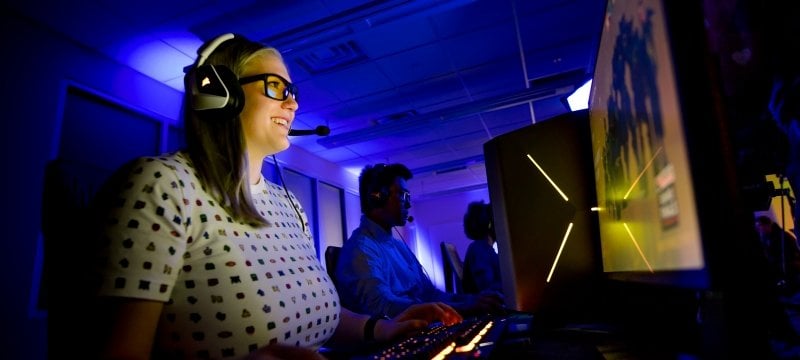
[
  {"x1": 462, "y1": 200, "x2": 504, "y2": 295},
  {"x1": 87, "y1": 33, "x2": 461, "y2": 360},
  {"x1": 768, "y1": 73, "x2": 800, "y2": 241},
  {"x1": 755, "y1": 215, "x2": 800, "y2": 293},
  {"x1": 336, "y1": 163, "x2": 505, "y2": 318}
]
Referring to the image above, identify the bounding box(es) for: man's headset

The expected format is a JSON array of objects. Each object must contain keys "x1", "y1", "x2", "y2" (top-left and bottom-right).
[
  {"x1": 366, "y1": 164, "x2": 390, "y2": 208},
  {"x1": 186, "y1": 33, "x2": 245, "y2": 121},
  {"x1": 369, "y1": 188, "x2": 390, "y2": 208}
]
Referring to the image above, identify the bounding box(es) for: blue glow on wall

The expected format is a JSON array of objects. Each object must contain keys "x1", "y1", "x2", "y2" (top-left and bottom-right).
[{"x1": 110, "y1": 31, "x2": 200, "y2": 92}]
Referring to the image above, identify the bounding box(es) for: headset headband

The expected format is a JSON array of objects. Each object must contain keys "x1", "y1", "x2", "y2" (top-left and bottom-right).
[{"x1": 196, "y1": 33, "x2": 236, "y2": 67}]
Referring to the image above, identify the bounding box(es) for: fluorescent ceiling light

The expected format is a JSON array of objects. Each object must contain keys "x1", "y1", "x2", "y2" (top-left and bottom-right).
[{"x1": 567, "y1": 79, "x2": 592, "y2": 111}]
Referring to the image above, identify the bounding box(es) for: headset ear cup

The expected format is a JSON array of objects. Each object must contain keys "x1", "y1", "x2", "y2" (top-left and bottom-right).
[
  {"x1": 369, "y1": 192, "x2": 382, "y2": 209},
  {"x1": 191, "y1": 64, "x2": 244, "y2": 120},
  {"x1": 369, "y1": 190, "x2": 388, "y2": 209}
]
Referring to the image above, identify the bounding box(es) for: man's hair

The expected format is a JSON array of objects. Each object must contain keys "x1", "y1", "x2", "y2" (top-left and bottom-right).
[
  {"x1": 358, "y1": 163, "x2": 412, "y2": 213},
  {"x1": 463, "y1": 200, "x2": 494, "y2": 241}
]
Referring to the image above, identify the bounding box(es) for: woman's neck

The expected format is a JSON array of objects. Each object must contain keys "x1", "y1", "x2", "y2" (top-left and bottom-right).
[{"x1": 248, "y1": 153, "x2": 264, "y2": 185}]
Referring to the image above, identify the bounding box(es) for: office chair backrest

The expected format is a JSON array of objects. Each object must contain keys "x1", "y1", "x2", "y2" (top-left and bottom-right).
[
  {"x1": 440, "y1": 242, "x2": 464, "y2": 294},
  {"x1": 325, "y1": 245, "x2": 342, "y2": 286},
  {"x1": 42, "y1": 158, "x2": 117, "y2": 356}
]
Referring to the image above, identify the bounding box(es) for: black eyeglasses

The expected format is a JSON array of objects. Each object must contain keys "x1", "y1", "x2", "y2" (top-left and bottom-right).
[
  {"x1": 398, "y1": 190, "x2": 411, "y2": 203},
  {"x1": 239, "y1": 73, "x2": 298, "y2": 101}
]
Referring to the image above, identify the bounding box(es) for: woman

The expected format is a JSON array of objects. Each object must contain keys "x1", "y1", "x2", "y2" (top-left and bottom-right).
[{"x1": 90, "y1": 33, "x2": 460, "y2": 360}]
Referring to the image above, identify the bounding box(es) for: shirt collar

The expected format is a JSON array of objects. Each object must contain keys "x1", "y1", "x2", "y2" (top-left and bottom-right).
[
  {"x1": 360, "y1": 215, "x2": 393, "y2": 241},
  {"x1": 250, "y1": 175, "x2": 267, "y2": 195}
]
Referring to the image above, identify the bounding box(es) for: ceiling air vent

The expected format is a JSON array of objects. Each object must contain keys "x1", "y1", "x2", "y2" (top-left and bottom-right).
[
  {"x1": 294, "y1": 41, "x2": 366, "y2": 75},
  {"x1": 372, "y1": 110, "x2": 419, "y2": 125},
  {"x1": 434, "y1": 166, "x2": 467, "y2": 175}
]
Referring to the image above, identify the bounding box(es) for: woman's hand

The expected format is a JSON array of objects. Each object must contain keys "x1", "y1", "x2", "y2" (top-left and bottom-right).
[{"x1": 374, "y1": 302, "x2": 462, "y2": 343}]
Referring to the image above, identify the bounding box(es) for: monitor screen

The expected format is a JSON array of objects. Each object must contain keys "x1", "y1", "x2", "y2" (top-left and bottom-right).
[
  {"x1": 586, "y1": 0, "x2": 785, "y2": 355},
  {"x1": 587, "y1": 0, "x2": 707, "y2": 287}
]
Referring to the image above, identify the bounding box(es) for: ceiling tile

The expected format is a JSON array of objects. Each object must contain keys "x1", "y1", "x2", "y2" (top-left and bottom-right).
[
  {"x1": 12, "y1": 0, "x2": 605, "y2": 199},
  {"x1": 375, "y1": 43, "x2": 452, "y2": 86}
]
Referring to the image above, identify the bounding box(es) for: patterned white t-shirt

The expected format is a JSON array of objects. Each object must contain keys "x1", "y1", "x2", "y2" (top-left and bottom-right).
[{"x1": 95, "y1": 152, "x2": 340, "y2": 359}]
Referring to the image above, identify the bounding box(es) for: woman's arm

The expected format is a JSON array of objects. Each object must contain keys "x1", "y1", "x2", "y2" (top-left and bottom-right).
[
  {"x1": 326, "y1": 307, "x2": 370, "y2": 346},
  {"x1": 96, "y1": 297, "x2": 163, "y2": 360}
]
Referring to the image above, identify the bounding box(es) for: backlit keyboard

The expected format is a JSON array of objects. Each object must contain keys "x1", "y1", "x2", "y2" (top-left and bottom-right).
[{"x1": 355, "y1": 315, "x2": 511, "y2": 360}]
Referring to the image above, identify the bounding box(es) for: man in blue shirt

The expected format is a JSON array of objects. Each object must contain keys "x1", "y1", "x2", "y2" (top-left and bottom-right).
[{"x1": 335, "y1": 163, "x2": 504, "y2": 317}]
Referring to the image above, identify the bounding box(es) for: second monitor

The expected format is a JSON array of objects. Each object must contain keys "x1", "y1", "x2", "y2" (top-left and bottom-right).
[{"x1": 484, "y1": 109, "x2": 601, "y2": 324}]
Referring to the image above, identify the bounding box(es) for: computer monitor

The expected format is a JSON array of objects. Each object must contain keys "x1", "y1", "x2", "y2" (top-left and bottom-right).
[
  {"x1": 486, "y1": 0, "x2": 790, "y2": 354},
  {"x1": 587, "y1": 0, "x2": 782, "y2": 355},
  {"x1": 484, "y1": 109, "x2": 602, "y2": 324},
  {"x1": 588, "y1": 0, "x2": 707, "y2": 288}
]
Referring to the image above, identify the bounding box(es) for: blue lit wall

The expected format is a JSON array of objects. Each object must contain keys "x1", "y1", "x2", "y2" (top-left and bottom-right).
[{"x1": 1, "y1": 11, "x2": 182, "y2": 358}]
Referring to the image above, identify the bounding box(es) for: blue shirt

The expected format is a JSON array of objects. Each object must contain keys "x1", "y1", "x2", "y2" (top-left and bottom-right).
[
  {"x1": 335, "y1": 216, "x2": 470, "y2": 317},
  {"x1": 462, "y1": 240, "x2": 503, "y2": 294}
]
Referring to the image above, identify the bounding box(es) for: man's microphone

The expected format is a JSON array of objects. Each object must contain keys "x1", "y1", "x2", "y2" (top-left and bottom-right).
[
  {"x1": 288, "y1": 125, "x2": 330, "y2": 136},
  {"x1": 405, "y1": 215, "x2": 414, "y2": 223}
]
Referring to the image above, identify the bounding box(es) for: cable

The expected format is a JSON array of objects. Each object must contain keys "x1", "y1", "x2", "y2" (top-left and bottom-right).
[
  {"x1": 393, "y1": 225, "x2": 434, "y2": 285},
  {"x1": 272, "y1": 154, "x2": 306, "y2": 233},
  {"x1": 393, "y1": 227, "x2": 405, "y2": 242}
]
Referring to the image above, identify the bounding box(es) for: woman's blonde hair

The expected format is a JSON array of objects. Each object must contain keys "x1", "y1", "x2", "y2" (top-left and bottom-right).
[{"x1": 183, "y1": 35, "x2": 283, "y2": 227}]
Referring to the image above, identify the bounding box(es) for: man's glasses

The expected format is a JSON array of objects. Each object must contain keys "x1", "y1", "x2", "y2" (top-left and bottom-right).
[
  {"x1": 398, "y1": 191, "x2": 411, "y2": 203},
  {"x1": 239, "y1": 73, "x2": 298, "y2": 101}
]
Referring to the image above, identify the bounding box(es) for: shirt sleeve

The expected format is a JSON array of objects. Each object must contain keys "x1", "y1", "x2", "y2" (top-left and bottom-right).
[{"x1": 94, "y1": 157, "x2": 188, "y2": 302}]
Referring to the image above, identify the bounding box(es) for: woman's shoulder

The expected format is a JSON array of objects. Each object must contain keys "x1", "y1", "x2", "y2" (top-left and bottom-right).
[
  {"x1": 89, "y1": 152, "x2": 194, "y2": 211},
  {"x1": 136, "y1": 150, "x2": 192, "y2": 170},
  {"x1": 100, "y1": 152, "x2": 194, "y2": 191},
  {"x1": 114, "y1": 151, "x2": 195, "y2": 178}
]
